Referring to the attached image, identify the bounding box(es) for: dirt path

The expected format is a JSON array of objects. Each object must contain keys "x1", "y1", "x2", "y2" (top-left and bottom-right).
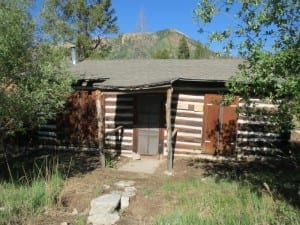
[{"x1": 31, "y1": 157, "x2": 201, "y2": 225}]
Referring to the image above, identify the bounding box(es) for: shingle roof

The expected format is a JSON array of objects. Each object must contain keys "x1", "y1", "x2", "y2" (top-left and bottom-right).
[{"x1": 70, "y1": 59, "x2": 242, "y2": 89}]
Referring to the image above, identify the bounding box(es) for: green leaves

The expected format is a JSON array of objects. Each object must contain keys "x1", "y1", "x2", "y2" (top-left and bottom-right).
[
  {"x1": 194, "y1": 0, "x2": 217, "y2": 24},
  {"x1": 0, "y1": 1, "x2": 73, "y2": 137},
  {"x1": 195, "y1": 0, "x2": 300, "y2": 132},
  {"x1": 41, "y1": 0, "x2": 118, "y2": 60}
]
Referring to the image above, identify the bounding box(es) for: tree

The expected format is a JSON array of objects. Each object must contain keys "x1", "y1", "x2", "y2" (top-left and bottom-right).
[
  {"x1": 0, "y1": 0, "x2": 73, "y2": 148},
  {"x1": 41, "y1": 0, "x2": 118, "y2": 60},
  {"x1": 177, "y1": 37, "x2": 190, "y2": 59},
  {"x1": 193, "y1": 41, "x2": 211, "y2": 59},
  {"x1": 135, "y1": 8, "x2": 148, "y2": 32},
  {"x1": 151, "y1": 49, "x2": 171, "y2": 59},
  {"x1": 194, "y1": 0, "x2": 300, "y2": 132}
]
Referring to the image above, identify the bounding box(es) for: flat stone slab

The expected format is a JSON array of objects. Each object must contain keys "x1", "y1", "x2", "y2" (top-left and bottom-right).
[
  {"x1": 87, "y1": 212, "x2": 120, "y2": 225},
  {"x1": 117, "y1": 159, "x2": 163, "y2": 174},
  {"x1": 120, "y1": 196, "x2": 129, "y2": 209},
  {"x1": 123, "y1": 186, "x2": 137, "y2": 198},
  {"x1": 89, "y1": 194, "x2": 121, "y2": 215},
  {"x1": 114, "y1": 180, "x2": 135, "y2": 188}
]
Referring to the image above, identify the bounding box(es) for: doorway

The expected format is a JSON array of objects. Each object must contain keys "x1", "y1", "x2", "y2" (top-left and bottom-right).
[
  {"x1": 136, "y1": 94, "x2": 164, "y2": 155},
  {"x1": 202, "y1": 94, "x2": 238, "y2": 155}
]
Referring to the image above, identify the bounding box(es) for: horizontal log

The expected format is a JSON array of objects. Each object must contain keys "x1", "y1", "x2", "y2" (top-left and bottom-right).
[
  {"x1": 105, "y1": 120, "x2": 133, "y2": 125},
  {"x1": 172, "y1": 127, "x2": 202, "y2": 134},
  {"x1": 105, "y1": 101, "x2": 133, "y2": 106},
  {"x1": 174, "y1": 149, "x2": 202, "y2": 155},
  {"x1": 105, "y1": 128, "x2": 133, "y2": 134},
  {"x1": 174, "y1": 142, "x2": 201, "y2": 150},
  {"x1": 239, "y1": 102, "x2": 278, "y2": 109},
  {"x1": 172, "y1": 116, "x2": 203, "y2": 122},
  {"x1": 105, "y1": 108, "x2": 134, "y2": 114},
  {"x1": 106, "y1": 134, "x2": 133, "y2": 140},
  {"x1": 238, "y1": 124, "x2": 279, "y2": 133},
  {"x1": 237, "y1": 146, "x2": 282, "y2": 152},
  {"x1": 172, "y1": 135, "x2": 201, "y2": 143},
  {"x1": 39, "y1": 125, "x2": 56, "y2": 130},
  {"x1": 105, "y1": 112, "x2": 133, "y2": 117},
  {"x1": 237, "y1": 141, "x2": 282, "y2": 148},
  {"x1": 105, "y1": 97, "x2": 134, "y2": 102},
  {"x1": 104, "y1": 93, "x2": 134, "y2": 98},
  {"x1": 173, "y1": 93, "x2": 205, "y2": 101},
  {"x1": 105, "y1": 115, "x2": 133, "y2": 121},
  {"x1": 174, "y1": 118, "x2": 203, "y2": 127},
  {"x1": 105, "y1": 143, "x2": 133, "y2": 151},
  {"x1": 237, "y1": 137, "x2": 282, "y2": 142},
  {"x1": 105, "y1": 140, "x2": 132, "y2": 146},
  {"x1": 38, "y1": 131, "x2": 57, "y2": 137},
  {"x1": 237, "y1": 131, "x2": 280, "y2": 138},
  {"x1": 172, "y1": 110, "x2": 203, "y2": 118},
  {"x1": 238, "y1": 119, "x2": 275, "y2": 125},
  {"x1": 173, "y1": 124, "x2": 202, "y2": 131},
  {"x1": 166, "y1": 130, "x2": 202, "y2": 138},
  {"x1": 105, "y1": 123, "x2": 133, "y2": 129},
  {"x1": 37, "y1": 145, "x2": 98, "y2": 152},
  {"x1": 105, "y1": 105, "x2": 133, "y2": 110},
  {"x1": 38, "y1": 137, "x2": 58, "y2": 142}
]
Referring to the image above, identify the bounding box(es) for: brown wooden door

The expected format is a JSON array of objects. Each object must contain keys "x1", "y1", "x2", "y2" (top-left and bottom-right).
[
  {"x1": 136, "y1": 94, "x2": 162, "y2": 155},
  {"x1": 202, "y1": 94, "x2": 238, "y2": 155}
]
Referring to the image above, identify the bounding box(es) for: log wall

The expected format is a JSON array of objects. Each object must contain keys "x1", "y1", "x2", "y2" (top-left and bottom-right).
[
  {"x1": 236, "y1": 99, "x2": 285, "y2": 155},
  {"x1": 166, "y1": 91, "x2": 204, "y2": 157},
  {"x1": 37, "y1": 89, "x2": 288, "y2": 158},
  {"x1": 104, "y1": 94, "x2": 134, "y2": 156},
  {"x1": 38, "y1": 91, "x2": 98, "y2": 147}
]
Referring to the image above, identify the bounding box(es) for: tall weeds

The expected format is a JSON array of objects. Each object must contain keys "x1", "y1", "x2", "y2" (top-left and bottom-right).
[{"x1": 0, "y1": 157, "x2": 63, "y2": 225}]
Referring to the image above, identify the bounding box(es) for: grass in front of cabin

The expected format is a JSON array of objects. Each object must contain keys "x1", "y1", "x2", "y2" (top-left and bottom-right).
[
  {"x1": 155, "y1": 162, "x2": 300, "y2": 225},
  {"x1": 0, "y1": 158, "x2": 63, "y2": 225}
]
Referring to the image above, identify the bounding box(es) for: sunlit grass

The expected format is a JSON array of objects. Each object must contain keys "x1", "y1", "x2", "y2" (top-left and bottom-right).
[{"x1": 155, "y1": 176, "x2": 300, "y2": 225}]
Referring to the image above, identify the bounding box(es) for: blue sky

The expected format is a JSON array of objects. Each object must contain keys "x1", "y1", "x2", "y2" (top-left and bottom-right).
[
  {"x1": 31, "y1": 0, "x2": 232, "y2": 53},
  {"x1": 112, "y1": 0, "x2": 226, "y2": 52}
]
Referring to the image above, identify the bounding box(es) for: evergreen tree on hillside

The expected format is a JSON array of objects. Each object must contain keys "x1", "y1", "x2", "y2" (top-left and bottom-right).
[
  {"x1": 151, "y1": 49, "x2": 170, "y2": 59},
  {"x1": 194, "y1": 41, "x2": 208, "y2": 59},
  {"x1": 41, "y1": 0, "x2": 118, "y2": 60},
  {"x1": 177, "y1": 37, "x2": 190, "y2": 59}
]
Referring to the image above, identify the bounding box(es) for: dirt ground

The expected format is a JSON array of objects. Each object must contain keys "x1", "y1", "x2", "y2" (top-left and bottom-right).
[
  {"x1": 30, "y1": 157, "x2": 202, "y2": 225},
  {"x1": 28, "y1": 146, "x2": 300, "y2": 225}
]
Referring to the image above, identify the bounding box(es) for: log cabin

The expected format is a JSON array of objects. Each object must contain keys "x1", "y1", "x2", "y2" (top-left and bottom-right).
[{"x1": 39, "y1": 59, "x2": 288, "y2": 162}]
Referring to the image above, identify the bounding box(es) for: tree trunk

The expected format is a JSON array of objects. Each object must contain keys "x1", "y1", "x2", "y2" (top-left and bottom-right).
[
  {"x1": 166, "y1": 88, "x2": 173, "y2": 173},
  {"x1": 96, "y1": 90, "x2": 105, "y2": 168}
]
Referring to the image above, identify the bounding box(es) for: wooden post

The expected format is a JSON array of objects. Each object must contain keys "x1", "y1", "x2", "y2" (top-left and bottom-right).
[
  {"x1": 96, "y1": 90, "x2": 105, "y2": 168},
  {"x1": 166, "y1": 87, "x2": 173, "y2": 173}
]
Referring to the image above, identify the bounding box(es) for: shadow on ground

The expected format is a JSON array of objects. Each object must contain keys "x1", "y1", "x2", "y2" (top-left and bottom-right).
[{"x1": 0, "y1": 148, "x2": 106, "y2": 183}]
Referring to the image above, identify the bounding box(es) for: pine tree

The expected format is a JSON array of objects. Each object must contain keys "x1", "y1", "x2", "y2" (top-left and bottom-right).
[
  {"x1": 194, "y1": 42, "x2": 207, "y2": 59},
  {"x1": 151, "y1": 49, "x2": 170, "y2": 59},
  {"x1": 177, "y1": 37, "x2": 190, "y2": 59},
  {"x1": 41, "y1": 0, "x2": 118, "y2": 60}
]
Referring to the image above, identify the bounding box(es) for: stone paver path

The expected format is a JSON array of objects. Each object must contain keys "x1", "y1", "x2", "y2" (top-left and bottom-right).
[{"x1": 117, "y1": 158, "x2": 165, "y2": 174}]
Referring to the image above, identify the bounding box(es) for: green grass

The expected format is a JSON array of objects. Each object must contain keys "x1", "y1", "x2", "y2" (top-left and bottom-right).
[
  {"x1": 155, "y1": 176, "x2": 300, "y2": 225},
  {"x1": 0, "y1": 158, "x2": 63, "y2": 225}
]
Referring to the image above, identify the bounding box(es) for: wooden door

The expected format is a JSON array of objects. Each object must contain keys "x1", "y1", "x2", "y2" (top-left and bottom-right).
[
  {"x1": 136, "y1": 94, "x2": 162, "y2": 155},
  {"x1": 202, "y1": 94, "x2": 238, "y2": 155}
]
